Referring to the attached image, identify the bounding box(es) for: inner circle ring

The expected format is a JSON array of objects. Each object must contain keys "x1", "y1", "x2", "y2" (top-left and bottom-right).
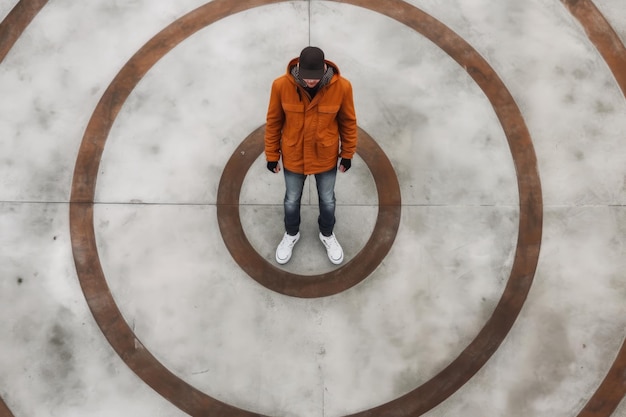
[
  {"x1": 68, "y1": 0, "x2": 543, "y2": 415},
  {"x1": 216, "y1": 125, "x2": 401, "y2": 298}
]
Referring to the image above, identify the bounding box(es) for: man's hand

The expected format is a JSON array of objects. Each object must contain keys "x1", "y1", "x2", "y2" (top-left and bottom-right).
[
  {"x1": 267, "y1": 161, "x2": 281, "y2": 173},
  {"x1": 339, "y1": 158, "x2": 351, "y2": 173}
]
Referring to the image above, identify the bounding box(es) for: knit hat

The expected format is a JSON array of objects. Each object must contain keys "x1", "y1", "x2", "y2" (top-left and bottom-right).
[{"x1": 298, "y1": 46, "x2": 325, "y2": 79}]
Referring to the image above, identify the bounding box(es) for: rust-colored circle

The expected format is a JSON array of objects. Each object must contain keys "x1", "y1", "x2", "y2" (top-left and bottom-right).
[
  {"x1": 9, "y1": 0, "x2": 626, "y2": 415},
  {"x1": 67, "y1": 0, "x2": 543, "y2": 415},
  {"x1": 216, "y1": 125, "x2": 400, "y2": 298},
  {"x1": 0, "y1": 0, "x2": 618, "y2": 415}
]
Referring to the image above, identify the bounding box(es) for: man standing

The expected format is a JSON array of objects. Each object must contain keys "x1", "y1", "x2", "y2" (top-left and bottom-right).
[{"x1": 265, "y1": 46, "x2": 357, "y2": 265}]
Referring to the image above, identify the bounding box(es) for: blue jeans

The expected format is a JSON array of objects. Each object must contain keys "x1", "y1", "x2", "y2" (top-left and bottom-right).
[{"x1": 283, "y1": 167, "x2": 337, "y2": 236}]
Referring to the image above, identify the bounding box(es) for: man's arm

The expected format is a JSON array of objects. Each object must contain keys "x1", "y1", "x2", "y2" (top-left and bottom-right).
[
  {"x1": 337, "y1": 79, "x2": 357, "y2": 160},
  {"x1": 264, "y1": 79, "x2": 284, "y2": 166}
]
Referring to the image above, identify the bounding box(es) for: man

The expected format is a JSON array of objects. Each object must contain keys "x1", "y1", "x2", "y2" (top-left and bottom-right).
[{"x1": 265, "y1": 46, "x2": 357, "y2": 265}]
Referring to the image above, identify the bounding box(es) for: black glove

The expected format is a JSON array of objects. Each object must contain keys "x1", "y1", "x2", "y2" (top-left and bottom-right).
[
  {"x1": 267, "y1": 161, "x2": 278, "y2": 173},
  {"x1": 340, "y1": 158, "x2": 351, "y2": 172}
]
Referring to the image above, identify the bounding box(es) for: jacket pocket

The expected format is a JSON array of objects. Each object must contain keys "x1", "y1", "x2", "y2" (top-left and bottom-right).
[
  {"x1": 317, "y1": 105, "x2": 339, "y2": 142},
  {"x1": 317, "y1": 105, "x2": 340, "y2": 133},
  {"x1": 282, "y1": 103, "x2": 305, "y2": 135},
  {"x1": 316, "y1": 136, "x2": 339, "y2": 161},
  {"x1": 283, "y1": 103, "x2": 305, "y2": 113}
]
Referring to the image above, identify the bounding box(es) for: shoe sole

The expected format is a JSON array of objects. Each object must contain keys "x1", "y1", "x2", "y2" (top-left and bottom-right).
[
  {"x1": 328, "y1": 255, "x2": 343, "y2": 265},
  {"x1": 276, "y1": 253, "x2": 291, "y2": 264}
]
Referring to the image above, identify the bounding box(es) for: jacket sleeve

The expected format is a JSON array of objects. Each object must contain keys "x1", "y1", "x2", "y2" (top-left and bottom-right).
[
  {"x1": 337, "y1": 79, "x2": 358, "y2": 159},
  {"x1": 264, "y1": 79, "x2": 284, "y2": 162}
]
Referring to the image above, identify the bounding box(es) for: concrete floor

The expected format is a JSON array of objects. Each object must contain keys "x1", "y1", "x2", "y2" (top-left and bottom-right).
[{"x1": 0, "y1": 0, "x2": 625, "y2": 416}]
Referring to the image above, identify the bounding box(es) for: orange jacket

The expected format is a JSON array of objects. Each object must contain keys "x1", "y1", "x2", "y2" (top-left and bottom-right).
[{"x1": 264, "y1": 58, "x2": 357, "y2": 175}]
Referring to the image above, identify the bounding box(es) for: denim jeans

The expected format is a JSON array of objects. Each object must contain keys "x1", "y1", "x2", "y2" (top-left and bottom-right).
[{"x1": 283, "y1": 167, "x2": 337, "y2": 236}]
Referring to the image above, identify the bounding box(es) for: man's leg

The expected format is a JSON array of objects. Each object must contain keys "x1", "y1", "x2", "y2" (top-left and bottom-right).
[
  {"x1": 315, "y1": 166, "x2": 343, "y2": 264},
  {"x1": 275, "y1": 168, "x2": 306, "y2": 264},
  {"x1": 283, "y1": 168, "x2": 306, "y2": 235},
  {"x1": 315, "y1": 166, "x2": 337, "y2": 237}
]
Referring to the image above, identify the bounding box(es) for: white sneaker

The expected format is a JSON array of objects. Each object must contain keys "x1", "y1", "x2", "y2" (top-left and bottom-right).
[
  {"x1": 319, "y1": 232, "x2": 344, "y2": 265},
  {"x1": 275, "y1": 232, "x2": 300, "y2": 264}
]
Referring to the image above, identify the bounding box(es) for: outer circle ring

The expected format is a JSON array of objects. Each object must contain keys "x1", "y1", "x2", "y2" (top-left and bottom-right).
[
  {"x1": 216, "y1": 125, "x2": 401, "y2": 298},
  {"x1": 67, "y1": 0, "x2": 543, "y2": 416}
]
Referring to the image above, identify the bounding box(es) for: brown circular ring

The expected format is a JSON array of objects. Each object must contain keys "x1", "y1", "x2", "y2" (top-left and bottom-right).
[
  {"x1": 216, "y1": 125, "x2": 401, "y2": 298},
  {"x1": 65, "y1": 0, "x2": 545, "y2": 416},
  {"x1": 0, "y1": 0, "x2": 618, "y2": 416}
]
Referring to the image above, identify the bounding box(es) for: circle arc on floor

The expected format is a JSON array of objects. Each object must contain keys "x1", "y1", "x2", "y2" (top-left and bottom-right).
[
  {"x1": 0, "y1": 0, "x2": 588, "y2": 412},
  {"x1": 0, "y1": 0, "x2": 619, "y2": 415},
  {"x1": 67, "y1": 0, "x2": 543, "y2": 415},
  {"x1": 216, "y1": 124, "x2": 401, "y2": 298}
]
